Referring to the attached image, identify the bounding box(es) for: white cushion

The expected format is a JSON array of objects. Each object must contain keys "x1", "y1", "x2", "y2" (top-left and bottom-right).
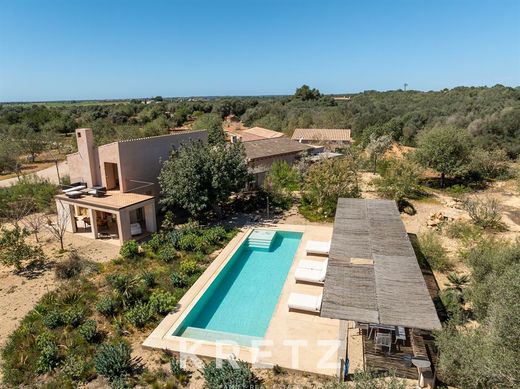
[
  {"x1": 294, "y1": 267, "x2": 326, "y2": 284},
  {"x1": 305, "y1": 240, "x2": 331, "y2": 254},
  {"x1": 298, "y1": 258, "x2": 328, "y2": 270},
  {"x1": 288, "y1": 293, "x2": 323, "y2": 312}
]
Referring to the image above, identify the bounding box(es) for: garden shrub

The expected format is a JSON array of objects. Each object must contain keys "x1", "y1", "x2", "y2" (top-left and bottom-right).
[
  {"x1": 125, "y1": 302, "x2": 153, "y2": 328},
  {"x1": 43, "y1": 309, "x2": 63, "y2": 329},
  {"x1": 463, "y1": 197, "x2": 504, "y2": 230},
  {"x1": 144, "y1": 233, "x2": 163, "y2": 253},
  {"x1": 62, "y1": 306, "x2": 85, "y2": 327},
  {"x1": 106, "y1": 273, "x2": 141, "y2": 303},
  {"x1": 148, "y1": 290, "x2": 177, "y2": 315},
  {"x1": 119, "y1": 240, "x2": 140, "y2": 260},
  {"x1": 93, "y1": 341, "x2": 134, "y2": 383},
  {"x1": 141, "y1": 271, "x2": 156, "y2": 288},
  {"x1": 55, "y1": 249, "x2": 84, "y2": 279},
  {"x1": 170, "y1": 272, "x2": 187, "y2": 288},
  {"x1": 0, "y1": 225, "x2": 46, "y2": 270},
  {"x1": 418, "y1": 231, "x2": 451, "y2": 271},
  {"x1": 35, "y1": 332, "x2": 60, "y2": 374},
  {"x1": 158, "y1": 243, "x2": 177, "y2": 263},
  {"x1": 170, "y1": 356, "x2": 190, "y2": 385},
  {"x1": 96, "y1": 295, "x2": 120, "y2": 317},
  {"x1": 444, "y1": 220, "x2": 482, "y2": 240},
  {"x1": 178, "y1": 233, "x2": 205, "y2": 252},
  {"x1": 78, "y1": 319, "x2": 99, "y2": 342},
  {"x1": 201, "y1": 226, "x2": 227, "y2": 245},
  {"x1": 202, "y1": 359, "x2": 261, "y2": 389},
  {"x1": 180, "y1": 258, "x2": 199, "y2": 276},
  {"x1": 61, "y1": 352, "x2": 94, "y2": 382}
]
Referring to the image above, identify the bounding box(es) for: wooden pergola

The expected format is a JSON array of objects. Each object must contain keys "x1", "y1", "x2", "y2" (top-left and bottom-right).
[{"x1": 320, "y1": 198, "x2": 441, "y2": 331}]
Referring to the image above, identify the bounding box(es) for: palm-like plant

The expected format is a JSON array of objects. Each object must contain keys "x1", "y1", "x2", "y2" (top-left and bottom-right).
[{"x1": 444, "y1": 272, "x2": 470, "y2": 304}]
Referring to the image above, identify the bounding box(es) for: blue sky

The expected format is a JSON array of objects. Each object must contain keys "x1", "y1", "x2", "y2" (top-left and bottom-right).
[{"x1": 1, "y1": 0, "x2": 519, "y2": 101}]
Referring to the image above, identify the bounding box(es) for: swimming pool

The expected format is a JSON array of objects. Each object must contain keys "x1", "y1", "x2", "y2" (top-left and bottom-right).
[{"x1": 174, "y1": 230, "x2": 302, "y2": 346}]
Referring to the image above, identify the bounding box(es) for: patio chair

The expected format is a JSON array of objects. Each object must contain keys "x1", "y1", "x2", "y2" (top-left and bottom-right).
[
  {"x1": 287, "y1": 292, "x2": 322, "y2": 313},
  {"x1": 63, "y1": 184, "x2": 86, "y2": 193},
  {"x1": 294, "y1": 266, "x2": 327, "y2": 284},
  {"x1": 395, "y1": 326, "x2": 406, "y2": 344},
  {"x1": 297, "y1": 258, "x2": 328, "y2": 271},
  {"x1": 374, "y1": 333, "x2": 392, "y2": 352},
  {"x1": 305, "y1": 240, "x2": 331, "y2": 255}
]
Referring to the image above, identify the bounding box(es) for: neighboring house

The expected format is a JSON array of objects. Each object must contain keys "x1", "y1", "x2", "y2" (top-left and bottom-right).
[
  {"x1": 55, "y1": 128, "x2": 208, "y2": 245},
  {"x1": 227, "y1": 126, "x2": 285, "y2": 143},
  {"x1": 243, "y1": 137, "x2": 314, "y2": 186},
  {"x1": 291, "y1": 128, "x2": 352, "y2": 148}
]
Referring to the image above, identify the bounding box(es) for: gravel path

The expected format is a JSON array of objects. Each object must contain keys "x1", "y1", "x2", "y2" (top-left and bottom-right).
[{"x1": 0, "y1": 161, "x2": 69, "y2": 187}]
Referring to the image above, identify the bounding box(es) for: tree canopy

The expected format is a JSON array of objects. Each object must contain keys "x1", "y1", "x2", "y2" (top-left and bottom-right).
[
  {"x1": 159, "y1": 141, "x2": 249, "y2": 217},
  {"x1": 414, "y1": 127, "x2": 472, "y2": 186}
]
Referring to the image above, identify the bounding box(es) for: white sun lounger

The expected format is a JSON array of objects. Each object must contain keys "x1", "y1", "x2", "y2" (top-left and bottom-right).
[
  {"x1": 305, "y1": 240, "x2": 331, "y2": 255},
  {"x1": 288, "y1": 293, "x2": 323, "y2": 313},
  {"x1": 294, "y1": 266, "x2": 327, "y2": 284},
  {"x1": 298, "y1": 258, "x2": 328, "y2": 270}
]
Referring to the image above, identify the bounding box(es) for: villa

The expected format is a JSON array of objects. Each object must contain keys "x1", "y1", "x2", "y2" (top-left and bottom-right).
[
  {"x1": 55, "y1": 128, "x2": 208, "y2": 245},
  {"x1": 243, "y1": 137, "x2": 314, "y2": 186},
  {"x1": 144, "y1": 198, "x2": 441, "y2": 387}
]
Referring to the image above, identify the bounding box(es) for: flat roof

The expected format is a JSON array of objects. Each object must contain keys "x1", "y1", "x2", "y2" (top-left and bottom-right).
[
  {"x1": 320, "y1": 198, "x2": 441, "y2": 330},
  {"x1": 55, "y1": 191, "x2": 154, "y2": 211}
]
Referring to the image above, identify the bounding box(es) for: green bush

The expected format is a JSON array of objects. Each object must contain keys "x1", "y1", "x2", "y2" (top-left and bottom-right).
[
  {"x1": 178, "y1": 233, "x2": 206, "y2": 252},
  {"x1": 125, "y1": 302, "x2": 153, "y2": 328},
  {"x1": 148, "y1": 290, "x2": 177, "y2": 315},
  {"x1": 444, "y1": 220, "x2": 482, "y2": 240},
  {"x1": 0, "y1": 225, "x2": 46, "y2": 270},
  {"x1": 96, "y1": 295, "x2": 120, "y2": 317},
  {"x1": 93, "y1": 341, "x2": 134, "y2": 383},
  {"x1": 55, "y1": 250, "x2": 84, "y2": 279},
  {"x1": 170, "y1": 272, "x2": 187, "y2": 288},
  {"x1": 170, "y1": 356, "x2": 190, "y2": 385},
  {"x1": 202, "y1": 226, "x2": 227, "y2": 245},
  {"x1": 418, "y1": 231, "x2": 451, "y2": 271},
  {"x1": 158, "y1": 244, "x2": 177, "y2": 263},
  {"x1": 62, "y1": 306, "x2": 85, "y2": 327},
  {"x1": 43, "y1": 309, "x2": 63, "y2": 329},
  {"x1": 0, "y1": 176, "x2": 58, "y2": 214},
  {"x1": 463, "y1": 197, "x2": 504, "y2": 230},
  {"x1": 78, "y1": 319, "x2": 99, "y2": 342},
  {"x1": 202, "y1": 359, "x2": 261, "y2": 389},
  {"x1": 119, "y1": 240, "x2": 140, "y2": 260},
  {"x1": 141, "y1": 271, "x2": 156, "y2": 288},
  {"x1": 35, "y1": 332, "x2": 60, "y2": 374},
  {"x1": 180, "y1": 258, "x2": 199, "y2": 276},
  {"x1": 144, "y1": 233, "x2": 163, "y2": 253},
  {"x1": 61, "y1": 352, "x2": 94, "y2": 382}
]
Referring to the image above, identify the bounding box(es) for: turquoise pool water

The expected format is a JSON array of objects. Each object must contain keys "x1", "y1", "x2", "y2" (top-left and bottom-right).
[{"x1": 175, "y1": 230, "x2": 302, "y2": 346}]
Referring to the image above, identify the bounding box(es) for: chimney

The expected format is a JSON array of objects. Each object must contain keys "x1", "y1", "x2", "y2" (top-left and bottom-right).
[{"x1": 75, "y1": 128, "x2": 98, "y2": 187}]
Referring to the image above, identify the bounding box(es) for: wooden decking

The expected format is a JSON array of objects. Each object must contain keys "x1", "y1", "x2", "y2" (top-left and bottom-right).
[{"x1": 361, "y1": 328, "x2": 438, "y2": 380}]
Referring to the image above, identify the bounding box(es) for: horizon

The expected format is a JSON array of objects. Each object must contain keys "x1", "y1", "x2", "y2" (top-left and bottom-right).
[
  {"x1": 2, "y1": 83, "x2": 520, "y2": 104},
  {"x1": 1, "y1": 0, "x2": 519, "y2": 101}
]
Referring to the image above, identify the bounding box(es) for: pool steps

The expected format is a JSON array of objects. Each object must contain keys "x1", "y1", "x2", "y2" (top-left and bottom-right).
[
  {"x1": 182, "y1": 326, "x2": 262, "y2": 346},
  {"x1": 246, "y1": 230, "x2": 276, "y2": 249}
]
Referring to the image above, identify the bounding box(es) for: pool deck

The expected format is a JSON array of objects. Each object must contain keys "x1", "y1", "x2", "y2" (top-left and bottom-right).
[{"x1": 143, "y1": 224, "x2": 346, "y2": 377}]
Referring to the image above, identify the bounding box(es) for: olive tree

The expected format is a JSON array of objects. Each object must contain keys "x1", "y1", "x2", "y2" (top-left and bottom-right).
[
  {"x1": 302, "y1": 156, "x2": 360, "y2": 218},
  {"x1": 414, "y1": 127, "x2": 472, "y2": 187}
]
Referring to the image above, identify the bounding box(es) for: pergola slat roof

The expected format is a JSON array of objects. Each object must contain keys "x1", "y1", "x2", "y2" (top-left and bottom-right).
[{"x1": 321, "y1": 198, "x2": 441, "y2": 330}]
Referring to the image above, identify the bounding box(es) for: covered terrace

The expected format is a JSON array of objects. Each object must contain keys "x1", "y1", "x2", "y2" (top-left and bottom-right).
[{"x1": 321, "y1": 198, "x2": 442, "y2": 387}]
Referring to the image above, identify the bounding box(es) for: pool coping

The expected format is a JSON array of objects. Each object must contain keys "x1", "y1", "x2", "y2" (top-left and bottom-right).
[{"x1": 142, "y1": 225, "x2": 308, "y2": 364}]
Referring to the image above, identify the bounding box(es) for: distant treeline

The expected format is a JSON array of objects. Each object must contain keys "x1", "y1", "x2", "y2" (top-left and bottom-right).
[{"x1": 1, "y1": 85, "x2": 519, "y2": 156}]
